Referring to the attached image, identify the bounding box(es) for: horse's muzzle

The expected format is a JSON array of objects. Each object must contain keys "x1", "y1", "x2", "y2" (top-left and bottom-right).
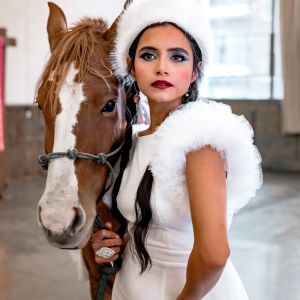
[{"x1": 38, "y1": 205, "x2": 86, "y2": 248}]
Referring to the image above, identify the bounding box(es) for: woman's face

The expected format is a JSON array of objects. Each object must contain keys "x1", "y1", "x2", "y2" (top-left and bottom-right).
[{"x1": 130, "y1": 24, "x2": 198, "y2": 106}]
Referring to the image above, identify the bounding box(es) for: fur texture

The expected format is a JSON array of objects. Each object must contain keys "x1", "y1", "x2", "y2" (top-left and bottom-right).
[
  {"x1": 111, "y1": 0, "x2": 212, "y2": 77},
  {"x1": 141, "y1": 99, "x2": 263, "y2": 216}
]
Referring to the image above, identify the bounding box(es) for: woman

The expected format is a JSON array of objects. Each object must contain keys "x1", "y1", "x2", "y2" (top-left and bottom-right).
[{"x1": 92, "y1": 0, "x2": 263, "y2": 299}]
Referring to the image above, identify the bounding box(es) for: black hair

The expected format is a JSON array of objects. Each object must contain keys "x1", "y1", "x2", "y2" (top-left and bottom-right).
[
  {"x1": 112, "y1": 22, "x2": 204, "y2": 273},
  {"x1": 110, "y1": 83, "x2": 137, "y2": 243}
]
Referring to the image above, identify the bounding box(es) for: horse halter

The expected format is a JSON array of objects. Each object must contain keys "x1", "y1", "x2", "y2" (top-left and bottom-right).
[{"x1": 38, "y1": 141, "x2": 124, "y2": 192}]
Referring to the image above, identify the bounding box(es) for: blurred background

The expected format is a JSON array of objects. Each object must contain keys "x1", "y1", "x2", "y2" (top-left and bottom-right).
[{"x1": 0, "y1": 0, "x2": 299, "y2": 299}]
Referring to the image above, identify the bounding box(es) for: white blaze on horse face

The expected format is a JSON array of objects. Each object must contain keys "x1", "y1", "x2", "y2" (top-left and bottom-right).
[{"x1": 38, "y1": 64, "x2": 86, "y2": 235}]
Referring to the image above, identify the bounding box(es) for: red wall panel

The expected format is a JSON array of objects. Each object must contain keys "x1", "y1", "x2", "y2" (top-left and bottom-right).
[{"x1": 0, "y1": 36, "x2": 4, "y2": 152}]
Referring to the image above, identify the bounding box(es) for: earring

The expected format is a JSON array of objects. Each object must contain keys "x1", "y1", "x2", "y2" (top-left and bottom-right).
[
  {"x1": 184, "y1": 91, "x2": 190, "y2": 98},
  {"x1": 133, "y1": 81, "x2": 141, "y2": 104},
  {"x1": 183, "y1": 86, "x2": 192, "y2": 103}
]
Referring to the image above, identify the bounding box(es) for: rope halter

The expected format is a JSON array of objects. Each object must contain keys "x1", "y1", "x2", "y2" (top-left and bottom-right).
[{"x1": 38, "y1": 141, "x2": 124, "y2": 192}]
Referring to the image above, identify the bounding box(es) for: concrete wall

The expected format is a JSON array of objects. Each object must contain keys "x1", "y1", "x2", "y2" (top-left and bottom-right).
[
  {"x1": 0, "y1": 0, "x2": 124, "y2": 105},
  {"x1": 2, "y1": 100, "x2": 300, "y2": 185},
  {"x1": 221, "y1": 100, "x2": 300, "y2": 171},
  {"x1": 4, "y1": 105, "x2": 44, "y2": 181}
]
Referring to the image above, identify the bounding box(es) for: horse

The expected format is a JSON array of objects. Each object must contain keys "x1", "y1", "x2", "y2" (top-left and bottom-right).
[{"x1": 35, "y1": 2, "x2": 134, "y2": 299}]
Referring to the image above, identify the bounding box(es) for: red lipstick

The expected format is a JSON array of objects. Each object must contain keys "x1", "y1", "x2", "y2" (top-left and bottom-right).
[{"x1": 151, "y1": 80, "x2": 173, "y2": 89}]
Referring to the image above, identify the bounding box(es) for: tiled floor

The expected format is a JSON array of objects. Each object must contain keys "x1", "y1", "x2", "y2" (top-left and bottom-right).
[
  {"x1": 0, "y1": 172, "x2": 300, "y2": 300},
  {"x1": 230, "y1": 171, "x2": 300, "y2": 300}
]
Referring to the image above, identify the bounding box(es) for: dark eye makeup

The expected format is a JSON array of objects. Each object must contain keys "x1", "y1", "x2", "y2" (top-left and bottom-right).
[
  {"x1": 171, "y1": 54, "x2": 188, "y2": 62},
  {"x1": 139, "y1": 50, "x2": 189, "y2": 62},
  {"x1": 140, "y1": 52, "x2": 156, "y2": 60}
]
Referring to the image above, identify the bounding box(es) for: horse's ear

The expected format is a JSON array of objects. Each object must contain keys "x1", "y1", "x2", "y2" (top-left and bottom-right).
[
  {"x1": 103, "y1": 0, "x2": 133, "y2": 42},
  {"x1": 47, "y1": 2, "x2": 67, "y2": 52}
]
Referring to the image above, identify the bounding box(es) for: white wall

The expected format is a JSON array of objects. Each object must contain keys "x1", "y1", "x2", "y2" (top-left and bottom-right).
[{"x1": 0, "y1": 0, "x2": 124, "y2": 105}]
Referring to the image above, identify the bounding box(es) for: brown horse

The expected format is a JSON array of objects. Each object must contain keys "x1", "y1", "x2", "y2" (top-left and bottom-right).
[{"x1": 35, "y1": 2, "x2": 132, "y2": 299}]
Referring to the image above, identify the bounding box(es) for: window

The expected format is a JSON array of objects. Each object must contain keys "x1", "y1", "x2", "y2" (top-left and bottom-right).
[{"x1": 202, "y1": 0, "x2": 283, "y2": 100}]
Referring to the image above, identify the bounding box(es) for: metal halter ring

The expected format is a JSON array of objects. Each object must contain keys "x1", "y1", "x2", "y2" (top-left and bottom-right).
[{"x1": 96, "y1": 247, "x2": 115, "y2": 259}]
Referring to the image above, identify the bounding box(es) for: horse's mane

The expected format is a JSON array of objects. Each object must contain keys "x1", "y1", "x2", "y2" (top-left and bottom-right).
[{"x1": 36, "y1": 17, "x2": 112, "y2": 118}]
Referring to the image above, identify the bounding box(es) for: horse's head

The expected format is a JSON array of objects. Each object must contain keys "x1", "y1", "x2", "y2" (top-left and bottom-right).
[{"x1": 36, "y1": 3, "x2": 128, "y2": 249}]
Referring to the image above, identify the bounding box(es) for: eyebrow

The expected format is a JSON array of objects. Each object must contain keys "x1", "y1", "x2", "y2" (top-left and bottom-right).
[{"x1": 138, "y1": 46, "x2": 189, "y2": 56}]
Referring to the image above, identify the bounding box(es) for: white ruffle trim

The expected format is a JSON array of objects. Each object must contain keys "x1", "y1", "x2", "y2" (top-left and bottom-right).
[{"x1": 149, "y1": 99, "x2": 263, "y2": 213}]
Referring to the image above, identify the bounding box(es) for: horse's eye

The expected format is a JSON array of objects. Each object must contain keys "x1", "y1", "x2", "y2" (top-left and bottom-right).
[{"x1": 102, "y1": 100, "x2": 116, "y2": 113}]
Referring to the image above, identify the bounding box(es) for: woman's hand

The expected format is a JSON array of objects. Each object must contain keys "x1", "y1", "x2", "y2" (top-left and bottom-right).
[{"x1": 91, "y1": 221, "x2": 123, "y2": 265}]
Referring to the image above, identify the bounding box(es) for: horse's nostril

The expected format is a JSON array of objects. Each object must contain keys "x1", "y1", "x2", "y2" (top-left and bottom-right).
[{"x1": 67, "y1": 207, "x2": 85, "y2": 236}]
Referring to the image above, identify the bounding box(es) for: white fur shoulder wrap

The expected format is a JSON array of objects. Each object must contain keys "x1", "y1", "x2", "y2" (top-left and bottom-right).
[{"x1": 145, "y1": 99, "x2": 263, "y2": 214}]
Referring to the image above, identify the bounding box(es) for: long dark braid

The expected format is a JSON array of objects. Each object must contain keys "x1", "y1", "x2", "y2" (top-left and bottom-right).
[
  {"x1": 133, "y1": 166, "x2": 153, "y2": 273},
  {"x1": 109, "y1": 80, "x2": 155, "y2": 273},
  {"x1": 110, "y1": 80, "x2": 154, "y2": 273},
  {"x1": 110, "y1": 83, "x2": 137, "y2": 237}
]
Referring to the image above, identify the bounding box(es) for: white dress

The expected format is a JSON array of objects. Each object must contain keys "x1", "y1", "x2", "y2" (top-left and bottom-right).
[{"x1": 111, "y1": 100, "x2": 262, "y2": 300}]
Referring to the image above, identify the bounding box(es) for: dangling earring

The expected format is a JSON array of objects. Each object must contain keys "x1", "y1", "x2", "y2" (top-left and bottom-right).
[
  {"x1": 133, "y1": 81, "x2": 141, "y2": 104},
  {"x1": 183, "y1": 86, "x2": 192, "y2": 103}
]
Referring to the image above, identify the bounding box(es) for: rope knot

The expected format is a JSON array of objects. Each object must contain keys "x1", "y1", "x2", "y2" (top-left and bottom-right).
[
  {"x1": 67, "y1": 149, "x2": 78, "y2": 160},
  {"x1": 38, "y1": 154, "x2": 49, "y2": 170},
  {"x1": 95, "y1": 153, "x2": 106, "y2": 164}
]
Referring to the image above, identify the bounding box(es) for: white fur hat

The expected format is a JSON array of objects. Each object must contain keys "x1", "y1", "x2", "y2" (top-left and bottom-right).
[{"x1": 111, "y1": 0, "x2": 212, "y2": 78}]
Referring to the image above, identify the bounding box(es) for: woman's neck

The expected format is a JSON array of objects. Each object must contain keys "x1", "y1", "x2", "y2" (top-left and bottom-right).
[{"x1": 147, "y1": 98, "x2": 182, "y2": 130}]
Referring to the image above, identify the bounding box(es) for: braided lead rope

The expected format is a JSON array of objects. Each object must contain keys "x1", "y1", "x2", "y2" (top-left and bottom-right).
[
  {"x1": 96, "y1": 265, "x2": 119, "y2": 300},
  {"x1": 94, "y1": 214, "x2": 119, "y2": 300}
]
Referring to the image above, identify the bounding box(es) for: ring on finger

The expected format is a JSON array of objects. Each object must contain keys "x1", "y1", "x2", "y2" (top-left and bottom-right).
[{"x1": 96, "y1": 247, "x2": 115, "y2": 259}]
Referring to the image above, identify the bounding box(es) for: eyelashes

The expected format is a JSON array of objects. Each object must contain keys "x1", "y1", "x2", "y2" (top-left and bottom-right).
[
  {"x1": 139, "y1": 52, "x2": 189, "y2": 62},
  {"x1": 140, "y1": 52, "x2": 156, "y2": 61},
  {"x1": 172, "y1": 54, "x2": 188, "y2": 62}
]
